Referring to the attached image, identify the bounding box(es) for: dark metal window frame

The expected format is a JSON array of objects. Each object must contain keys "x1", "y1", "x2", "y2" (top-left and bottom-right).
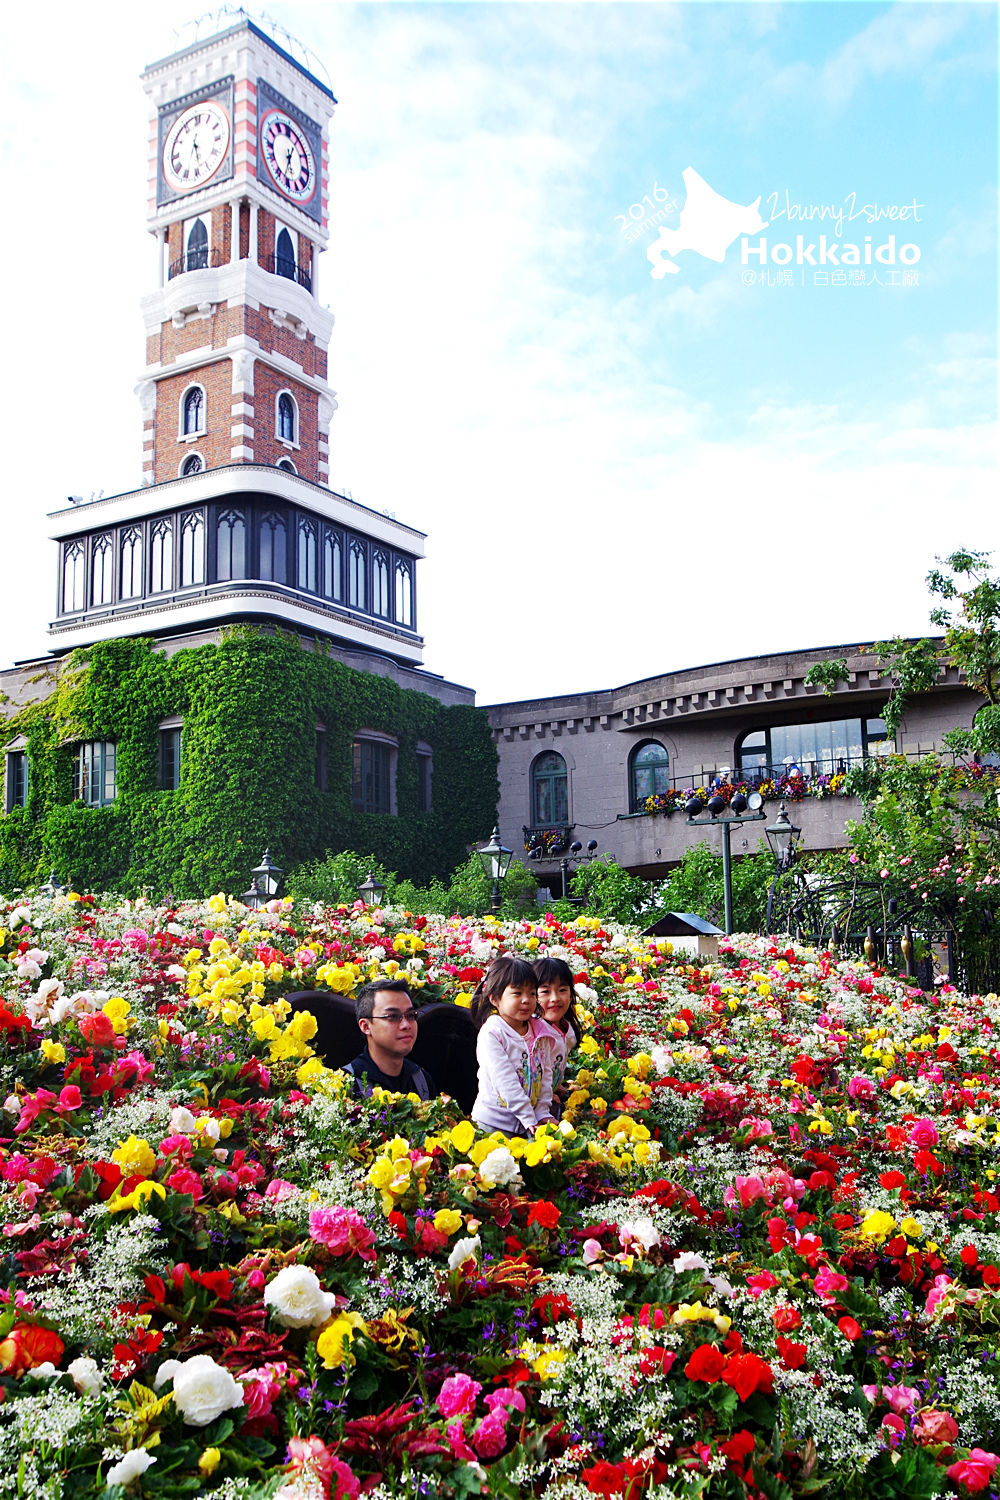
[{"x1": 76, "y1": 741, "x2": 117, "y2": 807}]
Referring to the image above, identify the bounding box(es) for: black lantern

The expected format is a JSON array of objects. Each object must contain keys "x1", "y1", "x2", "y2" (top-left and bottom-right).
[
  {"x1": 765, "y1": 801, "x2": 802, "y2": 871},
  {"x1": 251, "y1": 848, "x2": 282, "y2": 898},
  {"x1": 358, "y1": 871, "x2": 386, "y2": 907},
  {"x1": 477, "y1": 826, "x2": 513, "y2": 912},
  {"x1": 39, "y1": 870, "x2": 63, "y2": 898},
  {"x1": 684, "y1": 794, "x2": 703, "y2": 817},
  {"x1": 241, "y1": 875, "x2": 267, "y2": 910},
  {"x1": 706, "y1": 794, "x2": 727, "y2": 816}
]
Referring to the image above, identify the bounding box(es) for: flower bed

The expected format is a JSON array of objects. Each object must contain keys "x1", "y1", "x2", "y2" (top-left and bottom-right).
[{"x1": 3, "y1": 893, "x2": 1000, "y2": 1497}]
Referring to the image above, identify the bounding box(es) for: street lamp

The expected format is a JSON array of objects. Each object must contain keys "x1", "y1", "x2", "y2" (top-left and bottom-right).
[
  {"x1": 241, "y1": 874, "x2": 267, "y2": 910},
  {"x1": 685, "y1": 785, "x2": 765, "y2": 935},
  {"x1": 251, "y1": 848, "x2": 282, "y2": 898},
  {"x1": 477, "y1": 826, "x2": 513, "y2": 912},
  {"x1": 358, "y1": 871, "x2": 386, "y2": 907},
  {"x1": 764, "y1": 802, "x2": 802, "y2": 872}
]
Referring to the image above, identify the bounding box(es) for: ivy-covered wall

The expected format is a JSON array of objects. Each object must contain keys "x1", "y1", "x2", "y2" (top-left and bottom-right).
[{"x1": 0, "y1": 630, "x2": 498, "y2": 897}]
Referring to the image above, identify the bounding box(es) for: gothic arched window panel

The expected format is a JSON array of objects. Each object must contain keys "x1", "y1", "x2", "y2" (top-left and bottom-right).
[
  {"x1": 394, "y1": 561, "x2": 412, "y2": 627},
  {"x1": 185, "y1": 216, "x2": 209, "y2": 271},
  {"x1": 90, "y1": 534, "x2": 113, "y2": 607},
  {"x1": 372, "y1": 550, "x2": 390, "y2": 617},
  {"x1": 531, "y1": 751, "x2": 568, "y2": 827},
  {"x1": 150, "y1": 520, "x2": 173, "y2": 594},
  {"x1": 298, "y1": 519, "x2": 318, "y2": 593},
  {"x1": 348, "y1": 541, "x2": 366, "y2": 610},
  {"x1": 181, "y1": 453, "x2": 204, "y2": 477},
  {"x1": 120, "y1": 528, "x2": 143, "y2": 600},
  {"x1": 323, "y1": 529, "x2": 342, "y2": 601},
  {"x1": 216, "y1": 510, "x2": 247, "y2": 582},
  {"x1": 62, "y1": 542, "x2": 85, "y2": 614},
  {"x1": 180, "y1": 511, "x2": 205, "y2": 587},
  {"x1": 276, "y1": 226, "x2": 296, "y2": 280},
  {"x1": 277, "y1": 391, "x2": 298, "y2": 445},
  {"x1": 181, "y1": 385, "x2": 205, "y2": 437},
  {"x1": 259, "y1": 512, "x2": 288, "y2": 584},
  {"x1": 629, "y1": 740, "x2": 670, "y2": 812}
]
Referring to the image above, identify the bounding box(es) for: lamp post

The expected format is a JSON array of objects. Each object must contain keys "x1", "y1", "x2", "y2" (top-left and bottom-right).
[
  {"x1": 358, "y1": 871, "x2": 386, "y2": 907},
  {"x1": 685, "y1": 783, "x2": 765, "y2": 935},
  {"x1": 241, "y1": 874, "x2": 267, "y2": 910},
  {"x1": 764, "y1": 801, "x2": 802, "y2": 873},
  {"x1": 529, "y1": 838, "x2": 599, "y2": 902},
  {"x1": 251, "y1": 848, "x2": 282, "y2": 898},
  {"x1": 477, "y1": 826, "x2": 513, "y2": 913}
]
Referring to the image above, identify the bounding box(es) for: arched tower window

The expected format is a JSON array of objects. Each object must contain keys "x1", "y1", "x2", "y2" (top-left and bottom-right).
[
  {"x1": 181, "y1": 453, "x2": 204, "y2": 476},
  {"x1": 120, "y1": 527, "x2": 143, "y2": 600},
  {"x1": 276, "y1": 227, "x2": 296, "y2": 280},
  {"x1": 277, "y1": 391, "x2": 297, "y2": 445},
  {"x1": 349, "y1": 541, "x2": 366, "y2": 610},
  {"x1": 216, "y1": 510, "x2": 246, "y2": 582},
  {"x1": 180, "y1": 512, "x2": 205, "y2": 587},
  {"x1": 394, "y1": 561, "x2": 412, "y2": 627},
  {"x1": 372, "y1": 550, "x2": 390, "y2": 617},
  {"x1": 91, "y1": 534, "x2": 113, "y2": 607},
  {"x1": 62, "y1": 542, "x2": 85, "y2": 613},
  {"x1": 185, "y1": 217, "x2": 209, "y2": 271},
  {"x1": 298, "y1": 519, "x2": 317, "y2": 593},
  {"x1": 259, "y1": 512, "x2": 288, "y2": 583},
  {"x1": 181, "y1": 386, "x2": 205, "y2": 437},
  {"x1": 531, "y1": 751, "x2": 568, "y2": 827},
  {"x1": 629, "y1": 741, "x2": 670, "y2": 812},
  {"x1": 150, "y1": 519, "x2": 173, "y2": 594},
  {"x1": 323, "y1": 530, "x2": 342, "y2": 601},
  {"x1": 276, "y1": 458, "x2": 296, "y2": 473}
]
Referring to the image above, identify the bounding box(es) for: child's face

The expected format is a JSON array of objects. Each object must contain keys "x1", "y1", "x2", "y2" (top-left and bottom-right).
[
  {"x1": 537, "y1": 981, "x2": 573, "y2": 1026},
  {"x1": 496, "y1": 982, "x2": 537, "y2": 1034}
]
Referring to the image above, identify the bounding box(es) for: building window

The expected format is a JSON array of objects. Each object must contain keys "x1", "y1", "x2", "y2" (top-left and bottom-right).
[
  {"x1": 259, "y1": 512, "x2": 288, "y2": 583},
  {"x1": 629, "y1": 741, "x2": 671, "y2": 812},
  {"x1": 158, "y1": 727, "x2": 181, "y2": 790},
  {"x1": 120, "y1": 527, "x2": 143, "y2": 600},
  {"x1": 216, "y1": 510, "x2": 246, "y2": 581},
  {"x1": 372, "y1": 550, "x2": 390, "y2": 617},
  {"x1": 150, "y1": 519, "x2": 174, "y2": 594},
  {"x1": 395, "y1": 561, "x2": 412, "y2": 627},
  {"x1": 181, "y1": 386, "x2": 205, "y2": 437},
  {"x1": 276, "y1": 226, "x2": 296, "y2": 280},
  {"x1": 277, "y1": 458, "x2": 296, "y2": 473},
  {"x1": 90, "y1": 535, "x2": 113, "y2": 607},
  {"x1": 298, "y1": 520, "x2": 318, "y2": 593},
  {"x1": 315, "y1": 726, "x2": 327, "y2": 791},
  {"x1": 736, "y1": 716, "x2": 894, "y2": 780},
  {"x1": 62, "y1": 542, "x2": 85, "y2": 613},
  {"x1": 277, "y1": 391, "x2": 298, "y2": 445},
  {"x1": 185, "y1": 216, "x2": 209, "y2": 271},
  {"x1": 351, "y1": 735, "x2": 395, "y2": 815},
  {"x1": 323, "y1": 530, "x2": 342, "y2": 601},
  {"x1": 531, "y1": 751, "x2": 568, "y2": 827},
  {"x1": 5, "y1": 751, "x2": 28, "y2": 812},
  {"x1": 416, "y1": 744, "x2": 432, "y2": 812},
  {"x1": 180, "y1": 511, "x2": 205, "y2": 586},
  {"x1": 349, "y1": 541, "x2": 366, "y2": 610},
  {"x1": 76, "y1": 741, "x2": 116, "y2": 807},
  {"x1": 181, "y1": 453, "x2": 204, "y2": 477}
]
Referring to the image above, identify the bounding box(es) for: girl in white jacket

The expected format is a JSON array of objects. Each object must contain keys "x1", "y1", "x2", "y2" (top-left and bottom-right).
[{"x1": 470, "y1": 956, "x2": 557, "y2": 1137}]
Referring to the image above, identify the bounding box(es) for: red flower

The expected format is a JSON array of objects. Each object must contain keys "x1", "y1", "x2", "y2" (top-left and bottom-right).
[
  {"x1": 879, "y1": 1170, "x2": 906, "y2": 1189},
  {"x1": 581, "y1": 1460, "x2": 630, "y2": 1498},
  {"x1": 77, "y1": 1012, "x2": 116, "y2": 1048},
  {"x1": 526, "y1": 1200, "x2": 561, "y2": 1230},
  {"x1": 0, "y1": 1323, "x2": 64, "y2": 1376},
  {"x1": 637, "y1": 1346, "x2": 676, "y2": 1377},
  {"x1": 773, "y1": 1305, "x2": 802, "y2": 1332},
  {"x1": 721, "y1": 1430, "x2": 756, "y2": 1464},
  {"x1": 776, "y1": 1335, "x2": 807, "y2": 1370},
  {"x1": 723, "y1": 1352, "x2": 773, "y2": 1401},
  {"x1": 837, "y1": 1316, "x2": 862, "y2": 1341},
  {"x1": 684, "y1": 1343, "x2": 726, "y2": 1384}
]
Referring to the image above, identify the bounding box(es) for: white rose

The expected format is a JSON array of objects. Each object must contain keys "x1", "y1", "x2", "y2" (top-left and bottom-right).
[
  {"x1": 8, "y1": 906, "x2": 31, "y2": 925},
  {"x1": 166, "y1": 923, "x2": 184, "y2": 936},
  {"x1": 263, "y1": 1265, "x2": 337, "y2": 1328},
  {"x1": 448, "y1": 1235, "x2": 482, "y2": 1271},
  {"x1": 619, "y1": 1216, "x2": 660, "y2": 1251},
  {"x1": 49, "y1": 996, "x2": 78, "y2": 1025},
  {"x1": 17, "y1": 960, "x2": 42, "y2": 981},
  {"x1": 68, "y1": 1356, "x2": 102, "y2": 1395},
  {"x1": 169, "y1": 1106, "x2": 198, "y2": 1134},
  {"x1": 28, "y1": 1361, "x2": 58, "y2": 1379},
  {"x1": 477, "y1": 1147, "x2": 522, "y2": 1190},
  {"x1": 368, "y1": 946, "x2": 386, "y2": 962},
  {"x1": 3, "y1": 1095, "x2": 19, "y2": 1116},
  {"x1": 106, "y1": 1448, "x2": 156, "y2": 1486},
  {"x1": 574, "y1": 983, "x2": 597, "y2": 1005},
  {"x1": 167, "y1": 1354, "x2": 244, "y2": 1427}
]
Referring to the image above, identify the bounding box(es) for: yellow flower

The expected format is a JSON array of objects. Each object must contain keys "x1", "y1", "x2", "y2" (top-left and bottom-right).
[
  {"x1": 253, "y1": 1012, "x2": 278, "y2": 1041},
  {"x1": 860, "y1": 1209, "x2": 897, "y2": 1242},
  {"x1": 433, "y1": 1209, "x2": 464, "y2": 1236},
  {"x1": 103, "y1": 997, "x2": 132, "y2": 1034},
  {"x1": 532, "y1": 1348, "x2": 568, "y2": 1381},
  {"x1": 207, "y1": 894, "x2": 227, "y2": 913},
  {"x1": 899, "y1": 1217, "x2": 924, "y2": 1239},
  {"x1": 316, "y1": 1312, "x2": 364, "y2": 1369},
  {"x1": 40, "y1": 1040, "x2": 66, "y2": 1065},
  {"x1": 112, "y1": 1136, "x2": 157, "y2": 1178},
  {"x1": 449, "y1": 1121, "x2": 476, "y2": 1155},
  {"x1": 198, "y1": 1449, "x2": 222, "y2": 1477},
  {"x1": 578, "y1": 1036, "x2": 601, "y2": 1058},
  {"x1": 108, "y1": 1180, "x2": 167, "y2": 1214}
]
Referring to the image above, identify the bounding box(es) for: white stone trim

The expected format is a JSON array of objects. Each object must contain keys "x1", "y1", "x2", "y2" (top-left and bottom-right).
[
  {"x1": 230, "y1": 443, "x2": 254, "y2": 460},
  {"x1": 231, "y1": 400, "x2": 254, "y2": 418},
  {"x1": 231, "y1": 423, "x2": 255, "y2": 440},
  {"x1": 140, "y1": 260, "x2": 332, "y2": 343}
]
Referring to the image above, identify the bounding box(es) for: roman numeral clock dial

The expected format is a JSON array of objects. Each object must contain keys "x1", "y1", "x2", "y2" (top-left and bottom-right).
[
  {"x1": 260, "y1": 109, "x2": 316, "y2": 202},
  {"x1": 162, "y1": 101, "x2": 230, "y2": 190}
]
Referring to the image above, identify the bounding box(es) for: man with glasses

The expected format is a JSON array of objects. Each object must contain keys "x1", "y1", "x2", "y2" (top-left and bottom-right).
[{"x1": 341, "y1": 979, "x2": 437, "y2": 1099}]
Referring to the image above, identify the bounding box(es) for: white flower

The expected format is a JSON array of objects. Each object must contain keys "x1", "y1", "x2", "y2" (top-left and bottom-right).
[
  {"x1": 68, "y1": 1355, "x2": 102, "y2": 1395},
  {"x1": 8, "y1": 906, "x2": 31, "y2": 925},
  {"x1": 166, "y1": 1354, "x2": 244, "y2": 1426},
  {"x1": 24, "y1": 978, "x2": 64, "y2": 1022},
  {"x1": 672, "y1": 1251, "x2": 709, "y2": 1274},
  {"x1": 619, "y1": 1216, "x2": 661, "y2": 1252},
  {"x1": 263, "y1": 1265, "x2": 337, "y2": 1328},
  {"x1": 166, "y1": 922, "x2": 185, "y2": 936},
  {"x1": 368, "y1": 946, "x2": 386, "y2": 962},
  {"x1": 708, "y1": 1274, "x2": 737, "y2": 1298},
  {"x1": 448, "y1": 1235, "x2": 482, "y2": 1271},
  {"x1": 650, "y1": 1046, "x2": 673, "y2": 1074},
  {"x1": 153, "y1": 1359, "x2": 180, "y2": 1390},
  {"x1": 477, "y1": 1147, "x2": 522, "y2": 1190},
  {"x1": 106, "y1": 1448, "x2": 156, "y2": 1487},
  {"x1": 17, "y1": 960, "x2": 42, "y2": 981},
  {"x1": 169, "y1": 1106, "x2": 198, "y2": 1134},
  {"x1": 574, "y1": 983, "x2": 597, "y2": 1005},
  {"x1": 28, "y1": 1361, "x2": 58, "y2": 1378},
  {"x1": 165, "y1": 963, "x2": 187, "y2": 980}
]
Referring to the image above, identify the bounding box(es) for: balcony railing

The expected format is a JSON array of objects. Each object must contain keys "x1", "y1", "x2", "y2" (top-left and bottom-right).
[
  {"x1": 168, "y1": 248, "x2": 225, "y2": 279},
  {"x1": 523, "y1": 824, "x2": 574, "y2": 857},
  {"x1": 262, "y1": 253, "x2": 312, "y2": 293}
]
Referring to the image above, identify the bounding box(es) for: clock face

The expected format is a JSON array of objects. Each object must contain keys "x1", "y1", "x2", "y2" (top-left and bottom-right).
[
  {"x1": 260, "y1": 108, "x2": 317, "y2": 203},
  {"x1": 163, "y1": 102, "x2": 231, "y2": 192}
]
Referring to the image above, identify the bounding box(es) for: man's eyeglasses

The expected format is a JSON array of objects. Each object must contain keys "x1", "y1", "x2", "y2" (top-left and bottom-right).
[{"x1": 371, "y1": 1008, "x2": 419, "y2": 1026}]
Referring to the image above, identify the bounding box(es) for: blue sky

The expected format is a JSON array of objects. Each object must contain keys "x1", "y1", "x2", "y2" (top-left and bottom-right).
[{"x1": 0, "y1": 2, "x2": 996, "y2": 703}]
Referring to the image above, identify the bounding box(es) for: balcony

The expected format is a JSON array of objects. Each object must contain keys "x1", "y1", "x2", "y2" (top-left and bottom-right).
[
  {"x1": 168, "y1": 248, "x2": 225, "y2": 279},
  {"x1": 262, "y1": 252, "x2": 312, "y2": 293},
  {"x1": 523, "y1": 824, "x2": 574, "y2": 859}
]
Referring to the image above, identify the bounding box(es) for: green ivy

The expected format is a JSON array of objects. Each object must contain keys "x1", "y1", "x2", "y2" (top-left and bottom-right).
[{"x1": 0, "y1": 630, "x2": 498, "y2": 898}]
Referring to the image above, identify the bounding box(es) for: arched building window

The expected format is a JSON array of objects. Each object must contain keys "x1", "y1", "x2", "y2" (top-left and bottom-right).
[
  {"x1": 531, "y1": 751, "x2": 568, "y2": 827},
  {"x1": 62, "y1": 542, "x2": 85, "y2": 613},
  {"x1": 181, "y1": 386, "x2": 205, "y2": 436},
  {"x1": 372, "y1": 550, "x2": 390, "y2": 617},
  {"x1": 349, "y1": 541, "x2": 366, "y2": 609},
  {"x1": 91, "y1": 535, "x2": 113, "y2": 606},
  {"x1": 323, "y1": 529, "x2": 342, "y2": 600},
  {"x1": 120, "y1": 527, "x2": 143, "y2": 599},
  {"x1": 277, "y1": 391, "x2": 297, "y2": 444},
  {"x1": 277, "y1": 458, "x2": 296, "y2": 473},
  {"x1": 276, "y1": 226, "x2": 296, "y2": 280},
  {"x1": 629, "y1": 741, "x2": 670, "y2": 812},
  {"x1": 394, "y1": 561, "x2": 412, "y2": 626},
  {"x1": 216, "y1": 510, "x2": 246, "y2": 581},
  {"x1": 181, "y1": 453, "x2": 204, "y2": 476},
  {"x1": 298, "y1": 519, "x2": 317, "y2": 593},
  {"x1": 150, "y1": 520, "x2": 173, "y2": 594},
  {"x1": 180, "y1": 511, "x2": 205, "y2": 587},
  {"x1": 185, "y1": 216, "x2": 209, "y2": 271},
  {"x1": 259, "y1": 512, "x2": 287, "y2": 583}
]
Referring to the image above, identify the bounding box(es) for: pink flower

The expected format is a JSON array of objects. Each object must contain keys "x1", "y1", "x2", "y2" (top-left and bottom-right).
[
  {"x1": 445, "y1": 1419, "x2": 476, "y2": 1462},
  {"x1": 723, "y1": 1174, "x2": 766, "y2": 1209},
  {"x1": 908, "y1": 1118, "x2": 940, "y2": 1149},
  {"x1": 472, "y1": 1411, "x2": 508, "y2": 1458},
  {"x1": 308, "y1": 1206, "x2": 377, "y2": 1263},
  {"x1": 946, "y1": 1450, "x2": 1000, "y2": 1493},
  {"x1": 737, "y1": 1116, "x2": 774, "y2": 1140},
  {"x1": 582, "y1": 1238, "x2": 603, "y2": 1265},
  {"x1": 264, "y1": 1179, "x2": 298, "y2": 1203},
  {"x1": 437, "y1": 1373, "x2": 482, "y2": 1418},
  {"x1": 746, "y1": 1272, "x2": 780, "y2": 1298},
  {"x1": 166, "y1": 1168, "x2": 204, "y2": 1201},
  {"x1": 813, "y1": 1267, "x2": 849, "y2": 1303},
  {"x1": 849, "y1": 852, "x2": 859, "y2": 864},
  {"x1": 329, "y1": 1458, "x2": 361, "y2": 1500},
  {"x1": 925, "y1": 1273, "x2": 954, "y2": 1318},
  {"x1": 884, "y1": 1384, "x2": 920, "y2": 1414},
  {"x1": 484, "y1": 1387, "x2": 526, "y2": 1416},
  {"x1": 242, "y1": 1362, "x2": 286, "y2": 1419},
  {"x1": 847, "y1": 1075, "x2": 875, "y2": 1101}
]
